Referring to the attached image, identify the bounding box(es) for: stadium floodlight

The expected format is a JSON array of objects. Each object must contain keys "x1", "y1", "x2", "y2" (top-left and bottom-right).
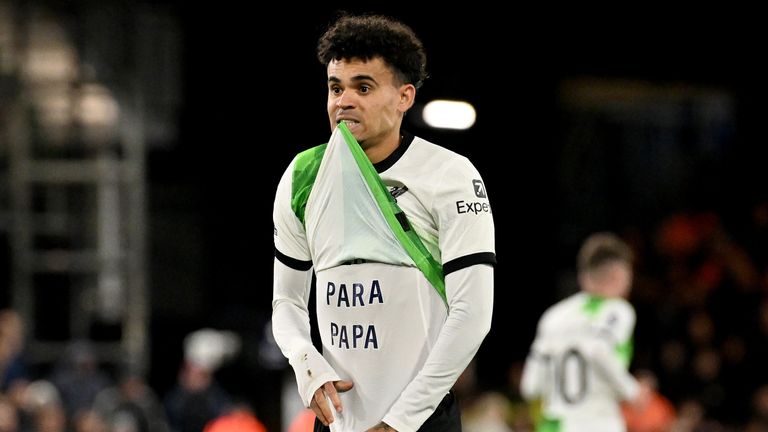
[{"x1": 421, "y1": 99, "x2": 476, "y2": 130}]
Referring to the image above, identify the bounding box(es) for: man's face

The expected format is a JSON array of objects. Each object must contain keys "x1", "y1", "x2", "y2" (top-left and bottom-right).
[
  {"x1": 326, "y1": 57, "x2": 412, "y2": 149},
  {"x1": 581, "y1": 261, "x2": 633, "y2": 298}
]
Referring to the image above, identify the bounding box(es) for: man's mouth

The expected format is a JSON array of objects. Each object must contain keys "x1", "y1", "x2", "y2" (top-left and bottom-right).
[{"x1": 337, "y1": 119, "x2": 359, "y2": 125}]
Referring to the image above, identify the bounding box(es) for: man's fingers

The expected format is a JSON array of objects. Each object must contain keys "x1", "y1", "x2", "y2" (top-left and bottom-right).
[
  {"x1": 310, "y1": 398, "x2": 329, "y2": 425},
  {"x1": 335, "y1": 379, "x2": 354, "y2": 393},
  {"x1": 312, "y1": 379, "x2": 354, "y2": 423},
  {"x1": 324, "y1": 381, "x2": 345, "y2": 413},
  {"x1": 364, "y1": 421, "x2": 397, "y2": 432},
  {"x1": 312, "y1": 387, "x2": 334, "y2": 425},
  {"x1": 327, "y1": 380, "x2": 353, "y2": 414}
]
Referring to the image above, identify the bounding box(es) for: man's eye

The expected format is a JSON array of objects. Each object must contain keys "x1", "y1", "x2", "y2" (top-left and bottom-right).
[
  {"x1": 360, "y1": 85, "x2": 370, "y2": 93},
  {"x1": 331, "y1": 87, "x2": 342, "y2": 94}
]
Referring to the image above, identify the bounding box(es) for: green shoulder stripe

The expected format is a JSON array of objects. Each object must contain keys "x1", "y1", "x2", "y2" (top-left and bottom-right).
[
  {"x1": 291, "y1": 143, "x2": 327, "y2": 225},
  {"x1": 582, "y1": 294, "x2": 634, "y2": 366},
  {"x1": 616, "y1": 338, "x2": 634, "y2": 367},
  {"x1": 582, "y1": 294, "x2": 605, "y2": 317}
]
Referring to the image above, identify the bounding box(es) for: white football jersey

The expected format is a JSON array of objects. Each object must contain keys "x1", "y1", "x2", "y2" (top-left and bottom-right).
[
  {"x1": 274, "y1": 130, "x2": 495, "y2": 272},
  {"x1": 273, "y1": 128, "x2": 495, "y2": 431},
  {"x1": 521, "y1": 292, "x2": 639, "y2": 432}
]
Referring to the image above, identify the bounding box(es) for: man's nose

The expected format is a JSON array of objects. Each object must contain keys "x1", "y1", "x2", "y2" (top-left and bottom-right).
[{"x1": 336, "y1": 91, "x2": 355, "y2": 109}]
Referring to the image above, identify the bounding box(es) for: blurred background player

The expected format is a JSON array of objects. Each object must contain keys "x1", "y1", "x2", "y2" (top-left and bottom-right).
[{"x1": 520, "y1": 232, "x2": 645, "y2": 432}]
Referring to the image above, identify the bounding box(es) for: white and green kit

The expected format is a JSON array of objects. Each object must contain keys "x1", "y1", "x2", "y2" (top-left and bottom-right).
[
  {"x1": 521, "y1": 292, "x2": 640, "y2": 432},
  {"x1": 272, "y1": 124, "x2": 495, "y2": 432}
]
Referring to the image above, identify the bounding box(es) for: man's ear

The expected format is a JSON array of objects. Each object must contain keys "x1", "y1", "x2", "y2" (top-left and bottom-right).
[
  {"x1": 578, "y1": 272, "x2": 592, "y2": 294},
  {"x1": 398, "y1": 84, "x2": 416, "y2": 112}
]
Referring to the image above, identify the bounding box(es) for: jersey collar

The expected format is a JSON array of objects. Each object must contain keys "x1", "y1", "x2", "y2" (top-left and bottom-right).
[{"x1": 373, "y1": 130, "x2": 414, "y2": 173}]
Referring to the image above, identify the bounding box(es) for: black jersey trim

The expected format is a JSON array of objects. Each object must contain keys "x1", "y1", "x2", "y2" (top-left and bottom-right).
[
  {"x1": 373, "y1": 130, "x2": 414, "y2": 173},
  {"x1": 275, "y1": 248, "x2": 313, "y2": 271},
  {"x1": 395, "y1": 211, "x2": 412, "y2": 231},
  {"x1": 443, "y1": 252, "x2": 496, "y2": 276}
]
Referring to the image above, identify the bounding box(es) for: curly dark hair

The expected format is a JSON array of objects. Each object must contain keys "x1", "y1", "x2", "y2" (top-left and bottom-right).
[{"x1": 317, "y1": 14, "x2": 428, "y2": 89}]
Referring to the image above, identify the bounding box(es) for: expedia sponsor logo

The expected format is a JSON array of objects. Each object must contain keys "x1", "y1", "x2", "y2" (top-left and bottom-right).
[
  {"x1": 456, "y1": 200, "x2": 492, "y2": 215},
  {"x1": 472, "y1": 179, "x2": 487, "y2": 198}
]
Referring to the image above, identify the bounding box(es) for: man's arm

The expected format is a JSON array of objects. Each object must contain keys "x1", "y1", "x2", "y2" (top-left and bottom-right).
[
  {"x1": 272, "y1": 259, "x2": 341, "y2": 405},
  {"x1": 586, "y1": 300, "x2": 639, "y2": 401},
  {"x1": 381, "y1": 264, "x2": 493, "y2": 432},
  {"x1": 271, "y1": 159, "x2": 343, "y2": 419},
  {"x1": 583, "y1": 334, "x2": 640, "y2": 401},
  {"x1": 381, "y1": 155, "x2": 494, "y2": 432},
  {"x1": 520, "y1": 341, "x2": 548, "y2": 400}
]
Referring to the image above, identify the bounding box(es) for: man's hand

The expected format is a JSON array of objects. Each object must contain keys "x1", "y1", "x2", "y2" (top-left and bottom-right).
[
  {"x1": 310, "y1": 380, "x2": 354, "y2": 426},
  {"x1": 628, "y1": 374, "x2": 654, "y2": 410},
  {"x1": 365, "y1": 422, "x2": 397, "y2": 431}
]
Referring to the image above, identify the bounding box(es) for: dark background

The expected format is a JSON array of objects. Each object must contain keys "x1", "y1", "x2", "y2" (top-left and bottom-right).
[
  {"x1": 130, "y1": 0, "x2": 768, "y2": 414},
  {"x1": 4, "y1": 2, "x2": 768, "y2": 430}
]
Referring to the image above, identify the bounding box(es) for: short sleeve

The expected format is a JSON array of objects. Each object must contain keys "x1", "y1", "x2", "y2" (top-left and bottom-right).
[
  {"x1": 273, "y1": 157, "x2": 312, "y2": 265},
  {"x1": 594, "y1": 299, "x2": 636, "y2": 346},
  {"x1": 433, "y1": 156, "x2": 496, "y2": 275}
]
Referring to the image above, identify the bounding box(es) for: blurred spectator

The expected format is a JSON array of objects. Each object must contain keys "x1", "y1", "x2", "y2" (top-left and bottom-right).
[
  {"x1": 0, "y1": 309, "x2": 28, "y2": 392},
  {"x1": 689, "y1": 348, "x2": 726, "y2": 419},
  {"x1": 505, "y1": 361, "x2": 534, "y2": 432},
  {"x1": 461, "y1": 392, "x2": 513, "y2": 432},
  {"x1": 73, "y1": 409, "x2": 108, "y2": 432},
  {"x1": 670, "y1": 398, "x2": 704, "y2": 432},
  {"x1": 93, "y1": 368, "x2": 170, "y2": 432},
  {"x1": 0, "y1": 395, "x2": 19, "y2": 432},
  {"x1": 746, "y1": 385, "x2": 768, "y2": 431},
  {"x1": 35, "y1": 403, "x2": 67, "y2": 432},
  {"x1": 287, "y1": 408, "x2": 315, "y2": 432},
  {"x1": 657, "y1": 340, "x2": 688, "y2": 403},
  {"x1": 164, "y1": 328, "x2": 239, "y2": 432},
  {"x1": 49, "y1": 340, "x2": 113, "y2": 419},
  {"x1": 669, "y1": 398, "x2": 725, "y2": 432},
  {"x1": 203, "y1": 406, "x2": 266, "y2": 432},
  {"x1": 20, "y1": 380, "x2": 67, "y2": 432},
  {"x1": 686, "y1": 310, "x2": 715, "y2": 348},
  {"x1": 453, "y1": 359, "x2": 480, "y2": 410}
]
